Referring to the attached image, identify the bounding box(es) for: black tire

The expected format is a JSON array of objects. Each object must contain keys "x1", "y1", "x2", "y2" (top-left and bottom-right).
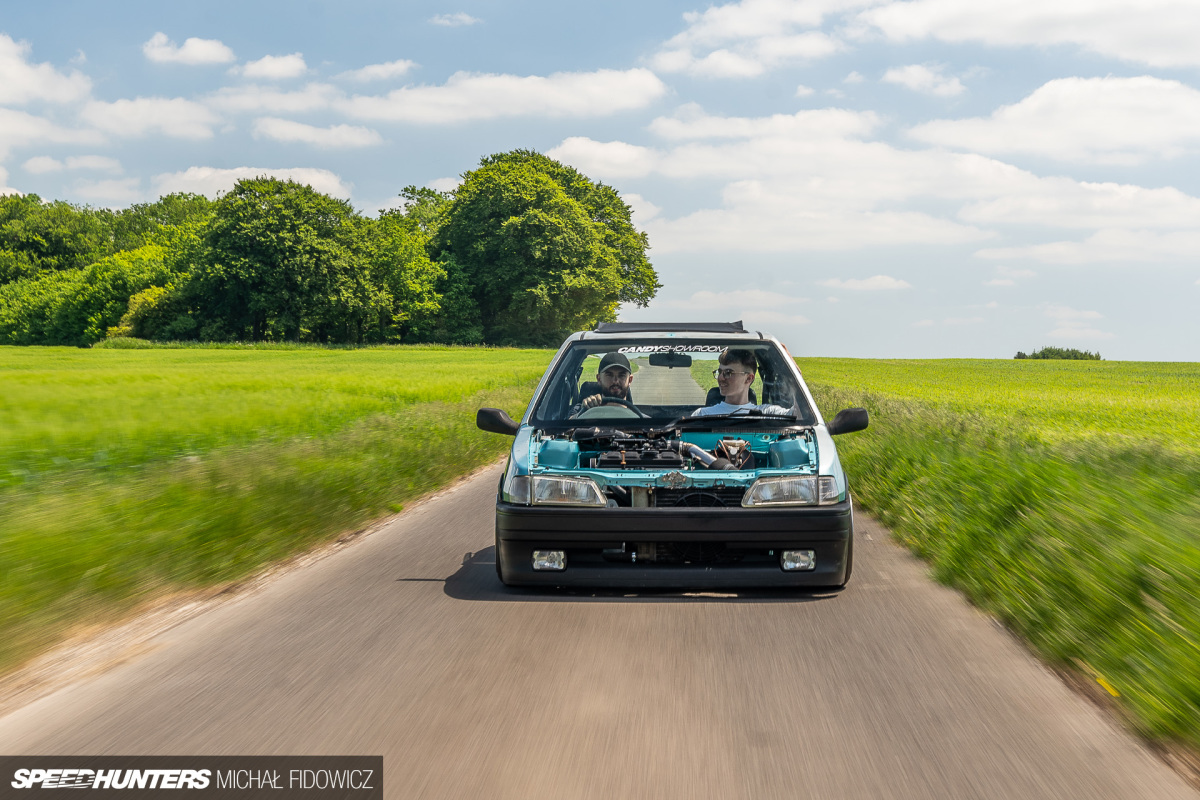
[{"x1": 495, "y1": 533, "x2": 510, "y2": 586}]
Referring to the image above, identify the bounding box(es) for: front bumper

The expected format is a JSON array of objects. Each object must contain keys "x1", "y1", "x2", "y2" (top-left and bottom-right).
[{"x1": 495, "y1": 499, "x2": 852, "y2": 588}]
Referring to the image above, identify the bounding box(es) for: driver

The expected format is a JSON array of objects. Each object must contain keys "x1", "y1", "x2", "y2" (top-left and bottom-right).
[
  {"x1": 691, "y1": 348, "x2": 791, "y2": 417},
  {"x1": 570, "y1": 352, "x2": 634, "y2": 416}
]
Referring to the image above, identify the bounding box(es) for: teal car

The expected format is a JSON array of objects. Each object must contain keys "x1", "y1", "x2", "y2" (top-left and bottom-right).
[{"x1": 476, "y1": 321, "x2": 868, "y2": 589}]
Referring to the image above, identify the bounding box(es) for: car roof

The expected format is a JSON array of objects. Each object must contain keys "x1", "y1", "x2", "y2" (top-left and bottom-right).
[{"x1": 565, "y1": 321, "x2": 777, "y2": 343}]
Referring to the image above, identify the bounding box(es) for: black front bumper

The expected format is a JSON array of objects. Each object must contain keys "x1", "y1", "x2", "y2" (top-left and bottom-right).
[{"x1": 495, "y1": 499, "x2": 852, "y2": 588}]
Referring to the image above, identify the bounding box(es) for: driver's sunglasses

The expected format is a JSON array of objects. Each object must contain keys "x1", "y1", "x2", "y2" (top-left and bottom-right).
[{"x1": 713, "y1": 368, "x2": 750, "y2": 379}]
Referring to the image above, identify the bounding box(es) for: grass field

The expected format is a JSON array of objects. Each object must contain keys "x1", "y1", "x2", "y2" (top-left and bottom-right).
[
  {"x1": 0, "y1": 344, "x2": 551, "y2": 673},
  {"x1": 796, "y1": 357, "x2": 1200, "y2": 750},
  {"x1": 5, "y1": 346, "x2": 1200, "y2": 752}
]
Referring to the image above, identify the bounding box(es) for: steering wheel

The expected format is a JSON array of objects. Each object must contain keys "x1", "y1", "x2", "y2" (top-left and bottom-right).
[{"x1": 600, "y1": 396, "x2": 648, "y2": 417}]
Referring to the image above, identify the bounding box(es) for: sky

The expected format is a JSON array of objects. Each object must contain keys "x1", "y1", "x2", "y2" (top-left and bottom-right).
[{"x1": 3, "y1": 0, "x2": 1200, "y2": 360}]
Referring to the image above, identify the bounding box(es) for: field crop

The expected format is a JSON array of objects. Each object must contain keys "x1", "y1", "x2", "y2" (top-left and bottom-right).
[
  {"x1": 797, "y1": 357, "x2": 1200, "y2": 750},
  {"x1": 0, "y1": 344, "x2": 551, "y2": 673}
]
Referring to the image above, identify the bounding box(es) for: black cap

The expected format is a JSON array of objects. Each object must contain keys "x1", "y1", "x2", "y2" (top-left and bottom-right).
[{"x1": 598, "y1": 352, "x2": 631, "y2": 373}]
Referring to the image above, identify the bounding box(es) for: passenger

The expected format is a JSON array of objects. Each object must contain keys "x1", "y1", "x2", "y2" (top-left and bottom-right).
[
  {"x1": 571, "y1": 352, "x2": 634, "y2": 415},
  {"x1": 691, "y1": 348, "x2": 791, "y2": 417}
]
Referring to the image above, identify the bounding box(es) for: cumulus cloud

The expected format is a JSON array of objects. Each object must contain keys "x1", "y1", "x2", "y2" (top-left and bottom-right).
[
  {"x1": 649, "y1": 104, "x2": 880, "y2": 141},
  {"x1": 861, "y1": 0, "x2": 1200, "y2": 68},
  {"x1": 819, "y1": 275, "x2": 912, "y2": 290},
  {"x1": 795, "y1": 84, "x2": 815, "y2": 96},
  {"x1": 338, "y1": 60, "x2": 417, "y2": 82},
  {"x1": 882, "y1": 63, "x2": 964, "y2": 96},
  {"x1": 0, "y1": 108, "x2": 97, "y2": 159},
  {"x1": 206, "y1": 83, "x2": 341, "y2": 113},
  {"x1": 343, "y1": 68, "x2": 666, "y2": 123},
  {"x1": 142, "y1": 32, "x2": 235, "y2": 65},
  {"x1": 959, "y1": 177, "x2": 1200, "y2": 229},
  {"x1": 1043, "y1": 304, "x2": 1114, "y2": 340},
  {"x1": 646, "y1": 289, "x2": 811, "y2": 326},
  {"x1": 81, "y1": 97, "x2": 221, "y2": 139},
  {"x1": 978, "y1": 229, "x2": 1200, "y2": 265},
  {"x1": 23, "y1": 155, "x2": 121, "y2": 174},
  {"x1": 152, "y1": 166, "x2": 351, "y2": 199},
  {"x1": 429, "y1": 12, "x2": 481, "y2": 26},
  {"x1": 547, "y1": 138, "x2": 660, "y2": 179},
  {"x1": 427, "y1": 176, "x2": 461, "y2": 193},
  {"x1": 651, "y1": 0, "x2": 866, "y2": 77},
  {"x1": 0, "y1": 33, "x2": 91, "y2": 104},
  {"x1": 252, "y1": 118, "x2": 382, "y2": 148},
  {"x1": 910, "y1": 77, "x2": 1200, "y2": 164},
  {"x1": 73, "y1": 177, "x2": 143, "y2": 206},
  {"x1": 622, "y1": 193, "x2": 661, "y2": 223},
  {"x1": 239, "y1": 53, "x2": 307, "y2": 80}
]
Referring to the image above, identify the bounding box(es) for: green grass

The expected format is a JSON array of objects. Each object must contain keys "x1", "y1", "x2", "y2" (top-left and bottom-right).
[
  {"x1": 0, "y1": 344, "x2": 551, "y2": 672},
  {"x1": 797, "y1": 357, "x2": 1200, "y2": 749}
]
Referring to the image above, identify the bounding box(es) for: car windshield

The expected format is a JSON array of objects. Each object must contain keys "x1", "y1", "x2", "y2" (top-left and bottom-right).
[{"x1": 529, "y1": 338, "x2": 817, "y2": 429}]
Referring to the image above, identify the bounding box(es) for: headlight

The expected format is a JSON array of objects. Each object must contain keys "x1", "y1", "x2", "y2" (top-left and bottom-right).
[
  {"x1": 742, "y1": 476, "x2": 842, "y2": 507},
  {"x1": 532, "y1": 475, "x2": 606, "y2": 507}
]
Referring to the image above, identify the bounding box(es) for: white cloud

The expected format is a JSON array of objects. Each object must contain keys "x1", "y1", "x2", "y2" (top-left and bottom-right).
[
  {"x1": 978, "y1": 229, "x2": 1200, "y2": 265},
  {"x1": 0, "y1": 108, "x2": 97, "y2": 159},
  {"x1": 622, "y1": 193, "x2": 661, "y2": 223},
  {"x1": 73, "y1": 177, "x2": 143, "y2": 205},
  {"x1": 861, "y1": 0, "x2": 1200, "y2": 68},
  {"x1": 240, "y1": 53, "x2": 307, "y2": 80},
  {"x1": 343, "y1": 68, "x2": 666, "y2": 123},
  {"x1": 429, "y1": 12, "x2": 481, "y2": 26},
  {"x1": 985, "y1": 301, "x2": 999, "y2": 308},
  {"x1": 0, "y1": 33, "x2": 91, "y2": 104},
  {"x1": 882, "y1": 64, "x2": 964, "y2": 96},
  {"x1": 207, "y1": 83, "x2": 341, "y2": 113},
  {"x1": 152, "y1": 166, "x2": 351, "y2": 199},
  {"x1": 338, "y1": 60, "x2": 417, "y2": 82},
  {"x1": 649, "y1": 104, "x2": 879, "y2": 141},
  {"x1": 142, "y1": 32, "x2": 234, "y2": 65},
  {"x1": 81, "y1": 97, "x2": 221, "y2": 139},
  {"x1": 427, "y1": 176, "x2": 461, "y2": 193},
  {"x1": 547, "y1": 137, "x2": 660, "y2": 179},
  {"x1": 23, "y1": 155, "x2": 121, "y2": 174},
  {"x1": 795, "y1": 84, "x2": 815, "y2": 97},
  {"x1": 984, "y1": 278, "x2": 1014, "y2": 286},
  {"x1": 252, "y1": 118, "x2": 382, "y2": 148},
  {"x1": 910, "y1": 76, "x2": 1200, "y2": 164},
  {"x1": 844, "y1": 70, "x2": 864, "y2": 83},
  {"x1": 1043, "y1": 304, "x2": 1114, "y2": 340},
  {"x1": 651, "y1": 0, "x2": 866, "y2": 77},
  {"x1": 913, "y1": 319, "x2": 934, "y2": 327},
  {"x1": 819, "y1": 275, "x2": 912, "y2": 290}
]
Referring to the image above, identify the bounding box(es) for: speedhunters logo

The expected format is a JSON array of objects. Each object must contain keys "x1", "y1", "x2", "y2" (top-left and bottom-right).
[
  {"x1": 11, "y1": 769, "x2": 211, "y2": 789},
  {"x1": 1, "y1": 757, "x2": 381, "y2": 798}
]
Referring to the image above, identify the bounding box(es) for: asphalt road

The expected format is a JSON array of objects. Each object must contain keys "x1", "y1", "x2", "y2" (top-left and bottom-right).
[{"x1": 1, "y1": 465, "x2": 1195, "y2": 799}]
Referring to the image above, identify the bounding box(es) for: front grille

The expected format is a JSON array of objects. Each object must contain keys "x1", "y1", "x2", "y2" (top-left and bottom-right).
[
  {"x1": 655, "y1": 541, "x2": 744, "y2": 564},
  {"x1": 652, "y1": 487, "x2": 747, "y2": 507}
]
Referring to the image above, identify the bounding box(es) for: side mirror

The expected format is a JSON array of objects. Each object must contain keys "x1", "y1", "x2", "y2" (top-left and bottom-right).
[
  {"x1": 828, "y1": 407, "x2": 869, "y2": 436},
  {"x1": 477, "y1": 407, "x2": 520, "y2": 435}
]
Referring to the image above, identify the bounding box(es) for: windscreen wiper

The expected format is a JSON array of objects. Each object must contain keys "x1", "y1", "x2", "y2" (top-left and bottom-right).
[{"x1": 662, "y1": 413, "x2": 802, "y2": 430}]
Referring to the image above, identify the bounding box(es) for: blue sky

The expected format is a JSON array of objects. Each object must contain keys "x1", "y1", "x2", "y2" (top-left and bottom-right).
[{"x1": 3, "y1": 0, "x2": 1200, "y2": 359}]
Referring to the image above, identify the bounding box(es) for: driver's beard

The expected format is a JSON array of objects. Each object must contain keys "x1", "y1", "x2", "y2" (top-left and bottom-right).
[{"x1": 602, "y1": 384, "x2": 627, "y2": 398}]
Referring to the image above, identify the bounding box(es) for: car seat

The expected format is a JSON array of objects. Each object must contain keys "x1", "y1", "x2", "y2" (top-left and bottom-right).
[{"x1": 705, "y1": 387, "x2": 757, "y2": 406}]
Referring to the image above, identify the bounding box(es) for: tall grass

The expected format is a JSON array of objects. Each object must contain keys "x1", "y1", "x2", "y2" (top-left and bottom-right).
[
  {"x1": 0, "y1": 345, "x2": 550, "y2": 673},
  {"x1": 798, "y1": 358, "x2": 1200, "y2": 748}
]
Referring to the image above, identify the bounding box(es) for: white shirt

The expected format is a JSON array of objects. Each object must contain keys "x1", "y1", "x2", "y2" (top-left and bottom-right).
[{"x1": 690, "y1": 401, "x2": 792, "y2": 417}]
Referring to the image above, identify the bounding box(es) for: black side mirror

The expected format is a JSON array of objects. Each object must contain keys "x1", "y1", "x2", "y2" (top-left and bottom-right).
[
  {"x1": 828, "y1": 407, "x2": 869, "y2": 436},
  {"x1": 477, "y1": 408, "x2": 520, "y2": 435}
]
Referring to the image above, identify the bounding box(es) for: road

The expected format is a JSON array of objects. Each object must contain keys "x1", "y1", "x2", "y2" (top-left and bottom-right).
[{"x1": 0, "y1": 465, "x2": 1195, "y2": 799}]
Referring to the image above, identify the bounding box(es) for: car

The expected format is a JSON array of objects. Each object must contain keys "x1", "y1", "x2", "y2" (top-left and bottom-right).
[{"x1": 476, "y1": 321, "x2": 868, "y2": 589}]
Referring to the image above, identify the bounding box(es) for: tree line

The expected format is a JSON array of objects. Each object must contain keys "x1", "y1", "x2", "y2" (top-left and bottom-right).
[
  {"x1": 1014, "y1": 347, "x2": 1102, "y2": 360},
  {"x1": 0, "y1": 150, "x2": 659, "y2": 348}
]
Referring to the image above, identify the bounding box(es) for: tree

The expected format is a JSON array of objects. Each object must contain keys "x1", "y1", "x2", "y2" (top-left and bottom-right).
[
  {"x1": 0, "y1": 194, "x2": 116, "y2": 282},
  {"x1": 191, "y1": 178, "x2": 376, "y2": 342},
  {"x1": 1015, "y1": 346, "x2": 1102, "y2": 360},
  {"x1": 431, "y1": 150, "x2": 659, "y2": 346}
]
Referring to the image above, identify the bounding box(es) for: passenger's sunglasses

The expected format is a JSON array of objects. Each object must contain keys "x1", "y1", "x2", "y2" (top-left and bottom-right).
[{"x1": 713, "y1": 369, "x2": 751, "y2": 379}]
